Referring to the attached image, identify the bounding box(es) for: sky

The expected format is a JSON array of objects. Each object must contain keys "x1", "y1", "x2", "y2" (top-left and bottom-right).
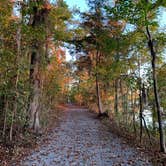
[
  {"x1": 65, "y1": 0, "x2": 88, "y2": 12},
  {"x1": 159, "y1": 8, "x2": 166, "y2": 29}
]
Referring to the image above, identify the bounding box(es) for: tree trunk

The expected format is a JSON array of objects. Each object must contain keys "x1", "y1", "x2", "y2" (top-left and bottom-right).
[
  {"x1": 95, "y1": 49, "x2": 103, "y2": 115},
  {"x1": 152, "y1": 102, "x2": 156, "y2": 132},
  {"x1": 131, "y1": 89, "x2": 136, "y2": 134},
  {"x1": 29, "y1": 51, "x2": 40, "y2": 133},
  {"x1": 0, "y1": 94, "x2": 5, "y2": 112},
  {"x1": 146, "y1": 26, "x2": 166, "y2": 153},
  {"x1": 125, "y1": 86, "x2": 129, "y2": 122},
  {"x1": 142, "y1": 83, "x2": 147, "y2": 107},
  {"x1": 3, "y1": 98, "x2": 8, "y2": 139},
  {"x1": 119, "y1": 80, "x2": 123, "y2": 108},
  {"x1": 139, "y1": 82, "x2": 143, "y2": 143},
  {"x1": 27, "y1": 0, "x2": 49, "y2": 133},
  {"x1": 114, "y1": 79, "x2": 119, "y2": 113},
  {"x1": 96, "y1": 74, "x2": 103, "y2": 115},
  {"x1": 119, "y1": 79, "x2": 123, "y2": 112}
]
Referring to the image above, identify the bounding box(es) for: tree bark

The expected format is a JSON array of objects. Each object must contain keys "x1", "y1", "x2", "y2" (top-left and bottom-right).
[
  {"x1": 3, "y1": 98, "x2": 8, "y2": 139},
  {"x1": 146, "y1": 26, "x2": 166, "y2": 153},
  {"x1": 29, "y1": 51, "x2": 40, "y2": 133},
  {"x1": 96, "y1": 74, "x2": 102, "y2": 115},
  {"x1": 139, "y1": 82, "x2": 143, "y2": 143},
  {"x1": 28, "y1": 0, "x2": 49, "y2": 133},
  {"x1": 95, "y1": 50, "x2": 103, "y2": 115},
  {"x1": 114, "y1": 79, "x2": 119, "y2": 113},
  {"x1": 131, "y1": 89, "x2": 136, "y2": 135}
]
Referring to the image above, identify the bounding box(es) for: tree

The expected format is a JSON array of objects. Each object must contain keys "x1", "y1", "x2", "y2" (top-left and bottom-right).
[
  {"x1": 0, "y1": 0, "x2": 72, "y2": 141},
  {"x1": 106, "y1": 0, "x2": 166, "y2": 153},
  {"x1": 24, "y1": 0, "x2": 72, "y2": 133}
]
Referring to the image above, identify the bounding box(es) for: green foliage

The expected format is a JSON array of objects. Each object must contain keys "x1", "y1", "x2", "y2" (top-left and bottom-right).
[
  {"x1": 71, "y1": 0, "x2": 166, "y2": 152},
  {"x1": 0, "y1": 0, "x2": 72, "y2": 142}
]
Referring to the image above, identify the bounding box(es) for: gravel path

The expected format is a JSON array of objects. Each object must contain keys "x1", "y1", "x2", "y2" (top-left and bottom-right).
[{"x1": 19, "y1": 106, "x2": 151, "y2": 166}]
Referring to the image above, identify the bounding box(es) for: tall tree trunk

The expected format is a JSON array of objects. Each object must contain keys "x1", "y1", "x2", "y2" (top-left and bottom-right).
[
  {"x1": 141, "y1": 83, "x2": 152, "y2": 145},
  {"x1": 131, "y1": 90, "x2": 136, "y2": 135},
  {"x1": 142, "y1": 83, "x2": 147, "y2": 107},
  {"x1": 0, "y1": 93, "x2": 5, "y2": 112},
  {"x1": 29, "y1": 51, "x2": 40, "y2": 133},
  {"x1": 28, "y1": 0, "x2": 49, "y2": 133},
  {"x1": 152, "y1": 102, "x2": 156, "y2": 132},
  {"x1": 139, "y1": 80, "x2": 143, "y2": 143},
  {"x1": 119, "y1": 79, "x2": 123, "y2": 112},
  {"x1": 3, "y1": 98, "x2": 8, "y2": 139},
  {"x1": 125, "y1": 86, "x2": 129, "y2": 122},
  {"x1": 95, "y1": 50, "x2": 103, "y2": 115},
  {"x1": 146, "y1": 26, "x2": 166, "y2": 153},
  {"x1": 114, "y1": 79, "x2": 119, "y2": 113},
  {"x1": 96, "y1": 74, "x2": 102, "y2": 115}
]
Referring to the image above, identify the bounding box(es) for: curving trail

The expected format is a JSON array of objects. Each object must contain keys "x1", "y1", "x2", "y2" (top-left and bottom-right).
[{"x1": 19, "y1": 105, "x2": 151, "y2": 166}]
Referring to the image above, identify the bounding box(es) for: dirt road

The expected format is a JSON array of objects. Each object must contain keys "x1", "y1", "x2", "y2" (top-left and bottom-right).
[{"x1": 19, "y1": 106, "x2": 151, "y2": 166}]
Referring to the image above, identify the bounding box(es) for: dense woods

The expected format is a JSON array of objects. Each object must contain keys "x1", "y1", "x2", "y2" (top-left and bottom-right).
[
  {"x1": 0, "y1": 0, "x2": 166, "y2": 164},
  {"x1": 0, "y1": 0, "x2": 72, "y2": 142}
]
